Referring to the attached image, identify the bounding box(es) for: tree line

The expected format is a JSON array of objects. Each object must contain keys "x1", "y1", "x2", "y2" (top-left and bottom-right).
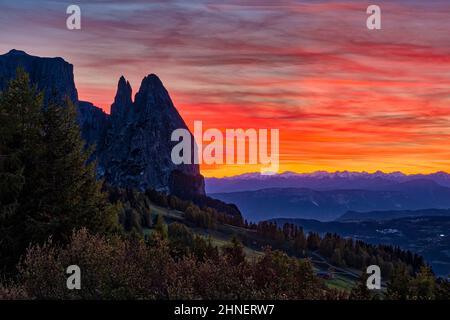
[{"x1": 248, "y1": 221, "x2": 425, "y2": 278}]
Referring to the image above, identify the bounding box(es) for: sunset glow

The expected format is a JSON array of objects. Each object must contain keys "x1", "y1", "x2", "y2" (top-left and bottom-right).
[{"x1": 1, "y1": 0, "x2": 449, "y2": 177}]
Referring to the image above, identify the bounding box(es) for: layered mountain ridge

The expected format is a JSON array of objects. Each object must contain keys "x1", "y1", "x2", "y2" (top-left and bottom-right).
[
  {"x1": 206, "y1": 170, "x2": 450, "y2": 193},
  {"x1": 0, "y1": 49, "x2": 205, "y2": 195},
  {"x1": 211, "y1": 180, "x2": 450, "y2": 222}
]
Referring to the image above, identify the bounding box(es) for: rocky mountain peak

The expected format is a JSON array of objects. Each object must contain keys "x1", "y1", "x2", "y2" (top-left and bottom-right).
[
  {"x1": 134, "y1": 74, "x2": 174, "y2": 113},
  {"x1": 110, "y1": 75, "x2": 132, "y2": 119},
  {"x1": 100, "y1": 73, "x2": 203, "y2": 194},
  {"x1": 6, "y1": 49, "x2": 28, "y2": 56}
]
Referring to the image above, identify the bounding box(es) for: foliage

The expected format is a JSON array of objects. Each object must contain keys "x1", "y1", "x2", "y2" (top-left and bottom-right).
[
  {"x1": 1, "y1": 229, "x2": 335, "y2": 300},
  {"x1": 154, "y1": 214, "x2": 168, "y2": 240},
  {"x1": 252, "y1": 221, "x2": 425, "y2": 279},
  {"x1": 349, "y1": 272, "x2": 372, "y2": 300},
  {"x1": 0, "y1": 70, "x2": 118, "y2": 274}
]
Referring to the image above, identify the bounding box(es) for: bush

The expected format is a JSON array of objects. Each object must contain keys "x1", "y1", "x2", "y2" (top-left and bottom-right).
[{"x1": 11, "y1": 229, "x2": 334, "y2": 300}]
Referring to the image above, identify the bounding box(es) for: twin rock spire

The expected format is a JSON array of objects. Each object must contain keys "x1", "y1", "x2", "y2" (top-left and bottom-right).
[{"x1": 110, "y1": 74, "x2": 175, "y2": 121}]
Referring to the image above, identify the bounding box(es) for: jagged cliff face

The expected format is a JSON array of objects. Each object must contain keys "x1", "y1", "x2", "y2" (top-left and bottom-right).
[
  {"x1": 78, "y1": 101, "x2": 109, "y2": 147},
  {"x1": 99, "y1": 74, "x2": 204, "y2": 193},
  {"x1": 0, "y1": 49, "x2": 205, "y2": 195},
  {"x1": 0, "y1": 49, "x2": 103, "y2": 145},
  {"x1": 0, "y1": 49, "x2": 78, "y2": 103}
]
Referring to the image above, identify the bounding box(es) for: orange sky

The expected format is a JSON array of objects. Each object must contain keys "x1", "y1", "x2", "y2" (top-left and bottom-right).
[{"x1": 1, "y1": 0, "x2": 449, "y2": 177}]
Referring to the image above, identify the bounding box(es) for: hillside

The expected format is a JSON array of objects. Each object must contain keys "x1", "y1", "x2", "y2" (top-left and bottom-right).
[
  {"x1": 125, "y1": 187, "x2": 437, "y2": 290},
  {"x1": 270, "y1": 216, "x2": 450, "y2": 277},
  {"x1": 143, "y1": 200, "x2": 360, "y2": 292}
]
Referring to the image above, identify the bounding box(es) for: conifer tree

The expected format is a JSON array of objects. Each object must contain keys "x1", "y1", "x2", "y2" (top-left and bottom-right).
[
  {"x1": 24, "y1": 98, "x2": 118, "y2": 243},
  {"x1": 293, "y1": 228, "x2": 306, "y2": 256},
  {"x1": 0, "y1": 70, "x2": 118, "y2": 272},
  {"x1": 0, "y1": 68, "x2": 44, "y2": 272}
]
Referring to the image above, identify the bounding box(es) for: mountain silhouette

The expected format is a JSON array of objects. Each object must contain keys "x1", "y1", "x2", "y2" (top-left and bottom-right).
[{"x1": 0, "y1": 49, "x2": 205, "y2": 195}]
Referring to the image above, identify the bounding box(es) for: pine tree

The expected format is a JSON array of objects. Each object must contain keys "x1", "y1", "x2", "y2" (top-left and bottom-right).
[
  {"x1": 23, "y1": 99, "x2": 118, "y2": 243},
  {"x1": 0, "y1": 68, "x2": 44, "y2": 272},
  {"x1": 293, "y1": 228, "x2": 306, "y2": 256},
  {"x1": 0, "y1": 70, "x2": 118, "y2": 272},
  {"x1": 331, "y1": 248, "x2": 344, "y2": 267},
  {"x1": 306, "y1": 232, "x2": 321, "y2": 250}
]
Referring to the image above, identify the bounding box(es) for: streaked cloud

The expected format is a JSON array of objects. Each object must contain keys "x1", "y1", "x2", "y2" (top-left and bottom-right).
[{"x1": 0, "y1": 0, "x2": 449, "y2": 176}]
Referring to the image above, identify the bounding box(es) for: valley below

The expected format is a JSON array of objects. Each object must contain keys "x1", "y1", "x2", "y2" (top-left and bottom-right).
[{"x1": 207, "y1": 172, "x2": 450, "y2": 277}]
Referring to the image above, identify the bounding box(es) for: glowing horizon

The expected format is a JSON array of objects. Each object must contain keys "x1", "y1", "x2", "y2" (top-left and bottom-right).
[{"x1": 1, "y1": 0, "x2": 449, "y2": 178}]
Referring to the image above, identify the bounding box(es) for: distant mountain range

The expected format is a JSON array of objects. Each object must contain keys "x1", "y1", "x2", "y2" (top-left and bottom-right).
[
  {"x1": 210, "y1": 178, "x2": 450, "y2": 222},
  {"x1": 0, "y1": 49, "x2": 204, "y2": 196},
  {"x1": 206, "y1": 171, "x2": 450, "y2": 193}
]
